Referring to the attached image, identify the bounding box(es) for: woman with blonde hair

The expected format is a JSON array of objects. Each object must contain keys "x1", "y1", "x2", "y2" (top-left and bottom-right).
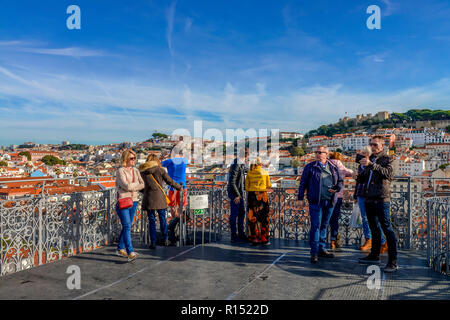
[
  {"x1": 245, "y1": 157, "x2": 272, "y2": 246},
  {"x1": 116, "y1": 149, "x2": 145, "y2": 261},
  {"x1": 328, "y1": 151, "x2": 354, "y2": 251},
  {"x1": 139, "y1": 153, "x2": 182, "y2": 249}
]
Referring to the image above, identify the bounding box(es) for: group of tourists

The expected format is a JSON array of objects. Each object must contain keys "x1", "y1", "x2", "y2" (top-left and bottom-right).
[
  {"x1": 114, "y1": 135, "x2": 398, "y2": 272},
  {"x1": 115, "y1": 148, "x2": 188, "y2": 261},
  {"x1": 227, "y1": 136, "x2": 398, "y2": 273}
]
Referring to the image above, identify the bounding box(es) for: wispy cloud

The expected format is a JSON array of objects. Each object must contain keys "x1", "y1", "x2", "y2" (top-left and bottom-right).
[
  {"x1": 0, "y1": 40, "x2": 104, "y2": 58},
  {"x1": 20, "y1": 47, "x2": 104, "y2": 57},
  {"x1": 166, "y1": 0, "x2": 177, "y2": 57},
  {"x1": 381, "y1": 0, "x2": 399, "y2": 17},
  {"x1": 185, "y1": 17, "x2": 193, "y2": 33}
]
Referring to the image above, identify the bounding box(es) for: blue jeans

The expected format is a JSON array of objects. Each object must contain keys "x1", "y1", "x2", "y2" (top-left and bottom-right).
[
  {"x1": 329, "y1": 198, "x2": 343, "y2": 241},
  {"x1": 358, "y1": 197, "x2": 386, "y2": 244},
  {"x1": 117, "y1": 201, "x2": 138, "y2": 255},
  {"x1": 148, "y1": 209, "x2": 168, "y2": 244},
  {"x1": 229, "y1": 196, "x2": 246, "y2": 236},
  {"x1": 365, "y1": 200, "x2": 397, "y2": 261},
  {"x1": 309, "y1": 199, "x2": 334, "y2": 255}
]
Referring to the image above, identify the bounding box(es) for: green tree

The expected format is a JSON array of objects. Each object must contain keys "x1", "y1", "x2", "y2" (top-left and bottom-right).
[
  {"x1": 41, "y1": 155, "x2": 66, "y2": 166},
  {"x1": 290, "y1": 146, "x2": 305, "y2": 157},
  {"x1": 60, "y1": 144, "x2": 89, "y2": 151},
  {"x1": 19, "y1": 151, "x2": 31, "y2": 161},
  {"x1": 290, "y1": 159, "x2": 301, "y2": 168},
  {"x1": 152, "y1": 132, "x2": 169, "y2": 139}
]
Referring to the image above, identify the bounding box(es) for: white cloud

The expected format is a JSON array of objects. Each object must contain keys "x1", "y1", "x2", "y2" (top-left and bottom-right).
[
  {"x1": 185, "y1": 18, "x2": 193, "y2": 33},
  {"x1": 166, "y1": 1, "x2": 177, "y2": 57},
  {"x1": 381, "y1": 0, "x2": 399, "y2": 17},
  {"x1": 20, "y1": 47, "x2": 104, "y2": 57},
  {"x1": 0, "y1": 61, "x2": 449, "y2": 143}
]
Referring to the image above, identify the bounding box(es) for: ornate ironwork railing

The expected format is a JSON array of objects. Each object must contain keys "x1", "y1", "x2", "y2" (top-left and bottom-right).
[
  {"x1": 427, "y1": 197, "x2": 450, "y2": 276},
  {"x1": 0, "y1": 176, "x2": 448, "y2": 276}
]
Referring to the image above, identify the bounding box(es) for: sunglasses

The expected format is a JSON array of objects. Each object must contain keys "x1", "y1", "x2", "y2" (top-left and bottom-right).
[
  {"x1": 369, "y1": 143, "x2": 379, "y2": 147},
  {"x1": 315, "y1": 151, "x2": 327, "y2": 154},
  {"x1": 129, "y1": 157, "x2": 136, "y2": 161}
]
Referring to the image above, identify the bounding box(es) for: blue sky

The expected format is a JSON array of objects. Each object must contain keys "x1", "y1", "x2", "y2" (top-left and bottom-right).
[{"x1": 1, "y1": 0, "x2": 450, "y2": 145}]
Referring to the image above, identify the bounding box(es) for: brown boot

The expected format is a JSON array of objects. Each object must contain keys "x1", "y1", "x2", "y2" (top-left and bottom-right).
[
  {"x1": 360, "y1": 238, "x2": 372, "y2": 251},
  {"x1": 380, "y1": 242, "x2": 388, "y2": 254},
  {"x1": 330, "y1": 240, "x2": 337, "y2": 250}
]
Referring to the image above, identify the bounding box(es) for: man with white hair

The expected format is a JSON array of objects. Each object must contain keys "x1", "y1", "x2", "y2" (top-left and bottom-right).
[{"x1": 297, "y1": 146, "x2": 343, "y2": 264}]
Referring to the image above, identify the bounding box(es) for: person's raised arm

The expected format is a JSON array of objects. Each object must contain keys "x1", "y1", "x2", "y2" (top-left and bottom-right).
[
  {"x1": 337, "y1": 160, "x2": 354, "y2": 178},
  {"x1": 369, "y1": 157, "x2": 393, "y2": 181},
  {"x1": 162, "y1": 169, "x2": 182, "y2": 191}
]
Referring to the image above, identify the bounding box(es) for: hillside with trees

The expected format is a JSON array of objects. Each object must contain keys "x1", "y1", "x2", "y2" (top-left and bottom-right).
[{"x1": 305, "y1": 109, "x2": 450, "y2": 138}]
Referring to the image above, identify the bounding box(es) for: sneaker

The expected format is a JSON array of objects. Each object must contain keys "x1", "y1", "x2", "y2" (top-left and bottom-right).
[
  {"x1": 261, "y1": 241, "x2": 271, "y2": 246},
  {"x1": 311, "y1": 255, "x2": 319, "y2": 264},
  {"x1": 318, "y1": 250, "x2": 335, "y2": 258},
  {"x1": 384, "y1": 261, "x2": 398, "y2": 273},
  {"x1": 164, "y1": 239, "x2": 171, "y2": 247},
  {"x1": 360, "y1": 238, "x2": 372, "y2": 251},
  {"x1": 380, "y1": 242, "x2": 388, "y2": 254},
  {"x1": 128, "y1": 252, "x2": 138, "y2": 262},
  {"x1": 358, "y1": 254, "x2": 380, "y2": 264},
  {"x1": 116, "y1": 249, "x2": 128, "y2": 258}
]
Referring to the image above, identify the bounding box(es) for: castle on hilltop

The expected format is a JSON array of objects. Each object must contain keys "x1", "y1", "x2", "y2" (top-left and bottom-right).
[{"x1": 339, "y1": 111, "x2": 390, "y2": 125}]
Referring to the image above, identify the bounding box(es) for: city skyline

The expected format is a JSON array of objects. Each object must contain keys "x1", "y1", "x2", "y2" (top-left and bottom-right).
[{"x1": 1, "y1": 0, "x2": 450, "y2": 145}]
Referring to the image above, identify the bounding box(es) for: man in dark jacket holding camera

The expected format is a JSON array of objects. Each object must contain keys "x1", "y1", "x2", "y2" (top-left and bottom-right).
[{"x1": 357, "y1": 136, "x2": 398, "y2": 272}]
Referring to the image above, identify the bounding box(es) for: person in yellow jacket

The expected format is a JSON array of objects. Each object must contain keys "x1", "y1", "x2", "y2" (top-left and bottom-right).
[{"x1": 245, "y1": 157, "x2": 272, "y2": 246}]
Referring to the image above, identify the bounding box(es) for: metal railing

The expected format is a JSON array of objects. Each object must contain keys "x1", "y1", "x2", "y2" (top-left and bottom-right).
[
  {"x1": 1, "y1": 176, "x2": 449, "y2": 276},
  {"x1": 427, "y1": 197, "x2": 450, "y2": 276}
]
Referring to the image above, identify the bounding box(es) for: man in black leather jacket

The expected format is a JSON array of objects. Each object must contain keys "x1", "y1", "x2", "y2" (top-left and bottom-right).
[
  {"x1": 227, "y1": 148, "x2": 249, "y2": 242},
  {"x1": 357, "y1": 136, "x2": 398, "y2": 272}
]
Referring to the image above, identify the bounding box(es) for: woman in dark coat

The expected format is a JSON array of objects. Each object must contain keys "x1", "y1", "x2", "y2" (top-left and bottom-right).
[{"x1": 139, "y1": 154, "x2": 181, "y2": 249}]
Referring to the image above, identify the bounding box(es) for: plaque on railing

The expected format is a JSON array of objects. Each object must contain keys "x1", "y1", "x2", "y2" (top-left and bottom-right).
[{"x1": 189, "y1": 195, "x2": 209, "y2": 210}]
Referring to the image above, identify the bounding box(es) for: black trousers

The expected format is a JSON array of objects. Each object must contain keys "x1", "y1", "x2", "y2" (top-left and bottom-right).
[{"x1": 364, "y1": 199, "x2": 398, "y2": 262}]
